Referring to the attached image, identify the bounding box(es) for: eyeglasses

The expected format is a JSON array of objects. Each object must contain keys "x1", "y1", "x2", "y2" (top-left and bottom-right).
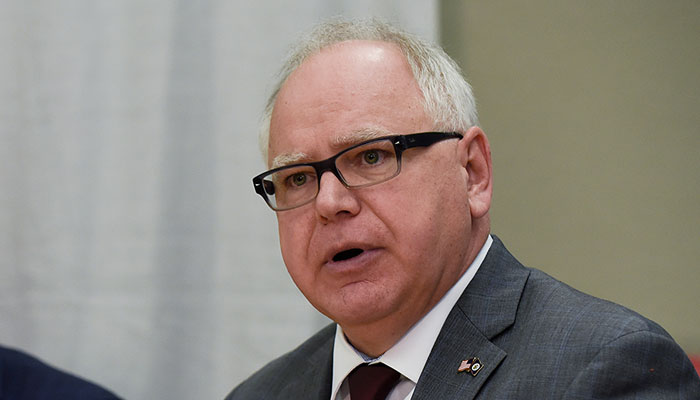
[{"x1": 253, "y1": 131, "x2": 463, "y2": 211}]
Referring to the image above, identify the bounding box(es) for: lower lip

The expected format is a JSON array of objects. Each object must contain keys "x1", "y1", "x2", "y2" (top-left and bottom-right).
[{"x1": 324, "y1": 248, "x2": 381, "y2": 274}]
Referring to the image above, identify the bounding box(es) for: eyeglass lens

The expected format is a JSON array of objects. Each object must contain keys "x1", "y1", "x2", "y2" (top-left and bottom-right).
[{"x1": 262, "y1": 138, "x2": 400, "y2": 210}]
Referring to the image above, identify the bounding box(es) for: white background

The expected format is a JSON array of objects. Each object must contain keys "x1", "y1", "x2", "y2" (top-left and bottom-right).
[{"x1": 0, "y1": 1, "x2": 437, "y2": 398}]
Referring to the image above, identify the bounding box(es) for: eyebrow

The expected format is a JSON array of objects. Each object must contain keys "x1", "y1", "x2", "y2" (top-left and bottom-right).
[
  {"x1": 271, "y1": 127, "x2": 396, "y2": 169},
  {"x1": 271, "y1": 152, "x2": 310, "y2": 169},
  {"x1": 331, "y1": 127, "x2": 395, "y2": 149}
]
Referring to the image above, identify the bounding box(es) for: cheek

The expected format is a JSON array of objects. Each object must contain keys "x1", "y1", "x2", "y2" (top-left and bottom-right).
[
  {"x1": 379, "y1": 167, "x2": 470, "y2": 251},
  {"x1": 277, "y1": 214, "x2": 310, "y2": 273},
  {"x1": 277, "y1": 210, "x2": 325, "y2": 292},
  {"x1": 365, "y1": 186, "x2": 438, "y2": 257},
  {"x1": 278, "y1": 230, "x2": 313, "y2": 296}
]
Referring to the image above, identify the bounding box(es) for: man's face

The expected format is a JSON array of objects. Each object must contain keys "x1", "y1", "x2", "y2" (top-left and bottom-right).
[{"x1": 268, "y1": 40, "x2": 480, "y2": 338}]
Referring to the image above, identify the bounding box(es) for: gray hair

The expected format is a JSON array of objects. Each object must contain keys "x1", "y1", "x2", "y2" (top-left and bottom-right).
[{"x1": 259, "y1": 18, "x2": 479, "y2": 163}]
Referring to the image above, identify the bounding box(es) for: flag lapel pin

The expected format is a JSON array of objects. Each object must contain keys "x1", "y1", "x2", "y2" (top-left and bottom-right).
[{"x1": 458, "y1": 357, "x2": 483, "y2": 376}]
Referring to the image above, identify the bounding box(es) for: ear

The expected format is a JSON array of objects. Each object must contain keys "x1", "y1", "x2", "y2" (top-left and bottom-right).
[{"x1": 457, "y1": 126, "x2": 493, "y2": 219}]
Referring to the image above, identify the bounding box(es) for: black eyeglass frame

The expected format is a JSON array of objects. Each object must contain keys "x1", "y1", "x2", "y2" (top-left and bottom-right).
[{"x1": 252, "y1": 131, "x2": 463, "y2": 211}]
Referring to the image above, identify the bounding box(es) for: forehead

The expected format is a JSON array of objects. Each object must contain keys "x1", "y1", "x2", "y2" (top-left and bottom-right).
[
  {"x1": 268, "y1": 40, "x2": 430, "y2": 166},
  {"x1": 270, "y1": 127, "x2": 392, "y2": 168}
]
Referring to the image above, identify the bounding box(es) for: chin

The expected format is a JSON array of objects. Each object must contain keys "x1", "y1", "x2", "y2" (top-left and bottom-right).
[
  {"x1": 320, "y1": 288, "x2": 398, "y2": 326},
  {"x1": 330, "y1": 309, "x2": 389, "y2": 328}
]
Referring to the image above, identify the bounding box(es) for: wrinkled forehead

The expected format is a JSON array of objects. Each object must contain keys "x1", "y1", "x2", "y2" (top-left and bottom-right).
[
  {"x1": 270, "y1": 127, "x2": 394, "y2": 168},
  {"x1": 267, "y1": 40, "x2": 428, "y2": 167}
]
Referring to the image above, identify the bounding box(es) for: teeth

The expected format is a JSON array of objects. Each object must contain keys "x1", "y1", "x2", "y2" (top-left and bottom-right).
[{"x1": 333, "y1": 248, "x2": 363, "y2": 262}]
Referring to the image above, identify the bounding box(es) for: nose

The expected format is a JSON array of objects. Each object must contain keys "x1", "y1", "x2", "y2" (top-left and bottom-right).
[{"x1": 314, "y1": 171, "x2": 361, "y2": 223}]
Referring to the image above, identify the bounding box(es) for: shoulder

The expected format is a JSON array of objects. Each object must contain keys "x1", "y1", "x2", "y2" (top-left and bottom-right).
[
  {"x1": 466, "y1": 237, "x2": 667, "y2": 343},
  {"x1": 0, "y1": 345, "x2": 120, "y2": 399},
  {"x1": 226, "y1": 323, "x2": 336, "y2": 400},
  {"x1": 522, "y1": 266, "x2": 668, "y2": 341},
  {"x1": 481, "y1": 236, "x2": 672, "y2": 342},
  {"x1": 501, "y1": 267, "x2": 700, "y2": 397},
  {"x1": 470, "y1": 237, "x2": 699, "y2": 397}
]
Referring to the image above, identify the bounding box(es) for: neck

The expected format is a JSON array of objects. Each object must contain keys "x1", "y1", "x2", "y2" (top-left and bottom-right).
[{"x1": 340, "y1": 309, "x2": 423, "y2": 358}]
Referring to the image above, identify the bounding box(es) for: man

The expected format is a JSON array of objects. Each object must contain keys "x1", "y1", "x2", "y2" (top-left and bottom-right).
[
  {"x1": 0, "y1": 345, "x2": 120, "y2": 399},
  {"x1": 228, "y1": 19, "x2": 700, "y2": 399}
]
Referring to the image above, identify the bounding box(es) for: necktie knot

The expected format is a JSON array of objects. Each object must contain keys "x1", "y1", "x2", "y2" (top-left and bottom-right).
[{"x1": 347, "y1": 363, "x2": 401, "y2": 400}]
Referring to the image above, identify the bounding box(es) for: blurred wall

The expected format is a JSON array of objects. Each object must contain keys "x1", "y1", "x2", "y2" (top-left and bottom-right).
[
  {"x1": 0, "y1": 1, "x2": 438, "y2": 399},
  {"x1": 441, "y1": 0, "x2": 699, "y2": 353}
]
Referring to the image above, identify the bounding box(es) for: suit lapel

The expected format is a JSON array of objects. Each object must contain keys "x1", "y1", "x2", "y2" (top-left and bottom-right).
[
  {"x1": 412, "y1": 236, "x2": 530, "y2": 400},
  {"x1": 411, "y1": 311, "x2": 507, "y2": 400}
]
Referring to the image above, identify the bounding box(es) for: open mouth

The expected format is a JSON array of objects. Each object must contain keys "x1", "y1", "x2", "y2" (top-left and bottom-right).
[{"x1": 332, "y1": 248, "x2": 364, "y2": 262}]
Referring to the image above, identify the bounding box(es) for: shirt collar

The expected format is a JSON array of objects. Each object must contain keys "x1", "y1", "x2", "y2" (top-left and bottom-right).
[{"x1": 330, "y1": 235, "x2": 493, "y2": 399}]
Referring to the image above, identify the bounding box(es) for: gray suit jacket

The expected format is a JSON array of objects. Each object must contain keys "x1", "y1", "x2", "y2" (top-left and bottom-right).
[{"x1": 227, "y1": 236, "x2": 700, "y2": 399}]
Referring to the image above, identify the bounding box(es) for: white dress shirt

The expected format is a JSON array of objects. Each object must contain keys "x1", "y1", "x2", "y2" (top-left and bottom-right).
[{"x1": 330, "y1": 235, "x2": 493, "y2": 400}]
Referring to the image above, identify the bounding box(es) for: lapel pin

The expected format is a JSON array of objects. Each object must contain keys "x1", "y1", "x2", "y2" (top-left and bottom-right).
[{"x1": 458, "y1": 357, "x2": 483, "y2": 376}]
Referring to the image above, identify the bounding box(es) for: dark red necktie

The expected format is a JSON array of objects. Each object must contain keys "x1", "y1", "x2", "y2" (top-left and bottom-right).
[{"x1": 347, "y1": 363, "x2": 401, "y2": 400}]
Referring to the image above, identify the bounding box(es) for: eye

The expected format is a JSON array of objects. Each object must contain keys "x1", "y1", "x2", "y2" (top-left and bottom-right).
[
  {"x1": 288, "y1": 172, "x2": 308, "y2": 187},
  {"x1": 362, "y1": 149, "x2": 383, "y2": 165}
]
